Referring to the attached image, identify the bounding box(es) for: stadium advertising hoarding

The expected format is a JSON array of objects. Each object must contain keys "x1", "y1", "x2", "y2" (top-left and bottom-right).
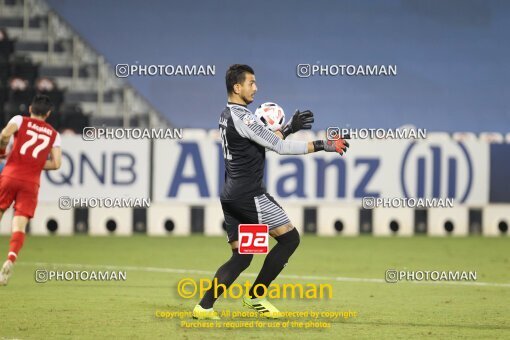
[
  {"x1": 152, "y1": 136, "x2": 490, "y2": 205},
  {"x1": 35, "y1": 135, "x2": 491, "y2": 205},
  {"x1": 38, "y1": 136, "x2": 150, "y2": 202}
]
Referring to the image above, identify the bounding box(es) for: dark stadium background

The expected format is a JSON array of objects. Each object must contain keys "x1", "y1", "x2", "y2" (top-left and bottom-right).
[{"x1": 46, "y1": 0, "x2": 510, "y2": 131}]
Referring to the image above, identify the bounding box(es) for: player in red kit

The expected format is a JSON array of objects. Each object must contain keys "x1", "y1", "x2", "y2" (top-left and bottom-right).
[{"x1": 0, "y1": 95, "x2": 62, "y2": 285}]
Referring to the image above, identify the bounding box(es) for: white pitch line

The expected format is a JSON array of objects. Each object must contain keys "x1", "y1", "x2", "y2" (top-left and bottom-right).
[{"x1": 19, "y1": 262, "x2": 510, "y2": 288}]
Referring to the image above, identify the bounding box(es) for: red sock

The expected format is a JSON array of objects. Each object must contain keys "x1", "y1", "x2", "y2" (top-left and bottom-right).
[{"x1": 8, "y1": 231, "x2": 25, "y2": 263}]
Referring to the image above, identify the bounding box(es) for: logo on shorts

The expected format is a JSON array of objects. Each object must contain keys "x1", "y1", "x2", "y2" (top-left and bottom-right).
[{"x1": 238, "y1": 224, "x2": 269, "y2": 254}]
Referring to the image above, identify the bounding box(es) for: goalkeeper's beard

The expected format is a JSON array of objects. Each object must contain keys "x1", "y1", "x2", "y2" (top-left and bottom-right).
[{"x1": 241, "y1": 94, "x2": 254, "y2": 105}]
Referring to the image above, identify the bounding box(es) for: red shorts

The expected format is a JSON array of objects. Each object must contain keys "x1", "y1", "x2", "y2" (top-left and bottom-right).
[{"x1": 0, "y1": 175, "x2": 39, "y2": 218}]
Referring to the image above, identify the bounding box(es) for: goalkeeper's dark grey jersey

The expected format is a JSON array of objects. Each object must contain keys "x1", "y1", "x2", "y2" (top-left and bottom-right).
[{"x1": 219, "y1": 103, "x2": 308, "y2": 200}]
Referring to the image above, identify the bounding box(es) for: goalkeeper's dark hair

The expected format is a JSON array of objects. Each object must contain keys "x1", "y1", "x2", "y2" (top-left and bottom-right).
[
  {"x1": 31, "y1": 94, "x2": 53, "y2": 116},
  {"x1": 226, "y1": 64, "x2": 254, "y2": 94}
]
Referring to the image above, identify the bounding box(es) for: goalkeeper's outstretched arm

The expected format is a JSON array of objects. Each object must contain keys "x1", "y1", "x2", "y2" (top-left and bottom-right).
[
  {"x1": 274, "y1": 130, "x2": 349, "y2": 155},
  {"x1": 231, "y1": 108, "x2": 349, "y2": 156}
]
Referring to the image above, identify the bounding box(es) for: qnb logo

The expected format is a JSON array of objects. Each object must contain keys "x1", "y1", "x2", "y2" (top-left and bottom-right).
[
  {"x1": 238, "y1": 224, "x2": 269, "y2": 254},
  {"x1": 400, "y1": 141, "x2": 473, "y2": 203}
]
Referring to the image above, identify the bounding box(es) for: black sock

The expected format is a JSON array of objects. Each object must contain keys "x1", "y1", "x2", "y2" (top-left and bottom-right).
[
  {"x1": 199, "y1": 249, "x2": 253, "y2": 309},
  {"x1": 249, "y1": 228, "x2": 300, "y2": 298}
]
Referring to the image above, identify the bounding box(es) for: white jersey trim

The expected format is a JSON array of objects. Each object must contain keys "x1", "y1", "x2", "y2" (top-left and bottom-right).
[{"x1": 7, "y1": 115, "x2": 23, "y2": 129}]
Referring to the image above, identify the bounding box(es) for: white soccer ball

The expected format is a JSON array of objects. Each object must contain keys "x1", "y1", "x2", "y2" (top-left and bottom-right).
[{"x1": 254, "y1": 102, "x2": 286, "y2": 132}]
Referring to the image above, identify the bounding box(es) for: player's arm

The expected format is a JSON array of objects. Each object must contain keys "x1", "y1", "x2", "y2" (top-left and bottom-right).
[
  {"x1": 233, "y1": 109, "x2": 349, "y2": 155},
  {"x1": 276, "y1": 132, "x2": 349, "y2": 155},
  {"x1": 44, "y1": 133, "x2": 62, "y2": 170},
  {"x1": 0, "y1": 119, "x2": 20, "y2": 157},
  {"x1": 273, "y1": 109, "x2": 348, "y2": 154},
  {"x1": 232, "y1": 109, "x2": 307, "y2": 155},
  {"x1": 44, "y1": 147, "x2": 61, "y2": 170}
]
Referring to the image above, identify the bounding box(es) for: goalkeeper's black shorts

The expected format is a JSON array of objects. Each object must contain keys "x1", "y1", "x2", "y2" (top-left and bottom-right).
[{"x1": 220, "y1": 193, "x2": 290, "y2": 243}]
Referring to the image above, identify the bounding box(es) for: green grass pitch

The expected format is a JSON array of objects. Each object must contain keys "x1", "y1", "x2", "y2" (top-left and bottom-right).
[{"x1": 0, "y1": 235, "x2": 508, "y2": 339}]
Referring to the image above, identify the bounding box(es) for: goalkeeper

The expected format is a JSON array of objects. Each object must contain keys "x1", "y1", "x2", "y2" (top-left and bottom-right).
[{"x1": 192, "y1": 64, "x2": 349, "y2": 320}]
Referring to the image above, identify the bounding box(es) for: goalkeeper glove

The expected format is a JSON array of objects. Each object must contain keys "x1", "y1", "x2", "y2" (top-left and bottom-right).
[
  {"x1": 313, "y1": 138, "x2": 349, "y2": 155},
  {"x1": 280, "y1": 110, "x2": 314, "y2": 139}
]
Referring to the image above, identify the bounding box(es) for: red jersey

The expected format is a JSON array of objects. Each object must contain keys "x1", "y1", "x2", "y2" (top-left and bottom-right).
[{"x1": 2, "y1": 115, "x2": 61, "y2": 186}]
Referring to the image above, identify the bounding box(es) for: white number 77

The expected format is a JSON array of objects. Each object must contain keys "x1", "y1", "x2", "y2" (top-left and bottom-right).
[{"x1": 20, "y1": 130, "x2": 50, "y2": 158}]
